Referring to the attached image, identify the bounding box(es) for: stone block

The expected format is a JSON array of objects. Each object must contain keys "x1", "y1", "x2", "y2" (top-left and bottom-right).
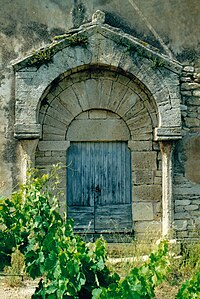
[
  {"x1": 44, "y1": 151, "x2": 52, "y2": 157},
  {"x1": 52, "y1": 151, "x2": 67, "y2": 157},
  {"x1": 174, "y1": 212, "x2": 190, "y2": 219},
  {"x1": 133, "y1": 185, "x2": 161, "y2": 201},
  {"x1": 134, "y1": 221, "x2": 161, "y2": 233},
  {"x1": 185, "y1": 135, "x2": 200, "y2": 184},
  {"x1": 116, "y1": 90, "x2": 140, "y2": 116},
  {"x1": 127, "y1": 114, "x2": 152, "y2": 130},
  {"x1": 181, "y1": 90, "x2": 193, "y2": 96},
  {"x1": 84, "y1": 78, "x2": 102, "y2": 108},
  {"x1": 89, "y1": 110, "x2": 107, "y2": 119},
  {"x1": 193, "y1": 90, "x2": 200, "y2": 97},
  {"x1": 35, "y1": 155, "x2": 66, "y2": 166},
  {"x1": 43, "y1": 124, "x2": 66, "y2": 135},
  {"x1": 188, "y1": 96, "x2": 200, "y2": 105},
  {"x1": 185, "y1": 205, "x2": 199, "y2": 211},
  {"x1": 181, "y1": 82, "x2": 200, "y2": 90},
  {"x1": 59, "y1": 87, "x2": 82, "y2": 116},
  {"x1": 66, "y1": 119, "x2": 130, "y2": 141},
  {"x1": 14, "y1": 123, "x2": 41, "y2": 139},
  {"x1": 108, "y1": 81, "x2": 130, "y2": 112},
  {"x1": 132, "y1": 170, "x2": 154, "y2": 185},
  {"x1": 75, "y1": 111, "x2": 88, "y2": 119},
  {"x1": 175, "y1": 206, "x2": 185, "y2": 212},
  {"x1": 190, "y1": 211, "x2": 200, "y2": 217},
  {"x1": 38, "y1": 141, "x2": 70, "y2": 151},
  {"x1": 180, "y1": 76, "x2": 192, "y2": 83},
  {"x1": 132, "y1": 202, "x2": 154, "y2": 221},
  {"x1": 44, "y1": 114, "x2": 68, "y2": 129},
  {"x1": 174, "y1": 220, "x2": 188, "y2": 231},
  {"x1": 128, "y1": 140, "x2": 152, "y2": 151},
  {"x1": 183, "y1": 66, "x2": 194, "y2": 72},
  {"x1": 71, "y1": 81, "x2": 90, "y2": 111},
  {"x1": 185, "y1": 117, "x2": 200, "y2": 127},
  {"x1": 43, "y1": 134, "x2": 64, "y2": 141},
  {"x1": 154, "y1": 127, "x2": 182, "y2": 141},
  {"x1": 58, "y1": 77, "x2": 73, "y2": 90},
  {"x1": 175, "y1": 199, "x2": 191, "y2": 206},
  {"x1": 131, "y1": 132, "x2": 153, "y2": 141},
  {"x1": 132, "y1": 152, "x2": 157, "y2": 169},
  {"x1": 154, "y1": 176, "x2": 162, "y2": 185},
  {"x1": 176, "y1": 231, "x2": 188, "y2": 238}
]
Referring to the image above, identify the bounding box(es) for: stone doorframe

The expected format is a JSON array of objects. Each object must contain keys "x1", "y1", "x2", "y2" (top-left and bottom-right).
[{"x1": 12, "y1": 11, "x2": 182, "y2": 237}]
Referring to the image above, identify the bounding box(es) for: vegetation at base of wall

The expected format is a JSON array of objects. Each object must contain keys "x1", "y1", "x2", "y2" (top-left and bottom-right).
[{"x1": 0, "y1": 165, "x2": 199, "y2": 298}]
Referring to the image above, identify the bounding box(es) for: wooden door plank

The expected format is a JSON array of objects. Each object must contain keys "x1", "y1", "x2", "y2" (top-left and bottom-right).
[{"x1": 95, "y1": 204, "x2": 132, "y2": 232}]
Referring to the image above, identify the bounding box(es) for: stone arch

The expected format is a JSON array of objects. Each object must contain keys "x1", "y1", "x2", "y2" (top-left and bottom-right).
[
  {"x1": 38, "y1": 66, "x2": 157, "y2": 143},
  {"x1": 13, "y1": 12, "x2": 182, "y2": 141},
  {"x1": 35, "y1": 66, "x2": 162, "y2": 238},
  {"x1": 13, "y1": 10, "x2": 183, "y2": 237}
]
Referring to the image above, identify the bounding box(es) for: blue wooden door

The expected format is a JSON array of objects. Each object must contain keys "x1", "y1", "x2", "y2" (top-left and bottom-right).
[{"x1": 67, "y1": 142, "x2": 132, "y2": 233}]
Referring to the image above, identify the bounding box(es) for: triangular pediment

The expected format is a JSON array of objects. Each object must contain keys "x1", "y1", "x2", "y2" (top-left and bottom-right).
[
  {"x1": 13, "y1": 10, "x2": 181, "y2": 73},
  {"x1": 13, "y1": 10, "x2": 182, "y2": 141}
]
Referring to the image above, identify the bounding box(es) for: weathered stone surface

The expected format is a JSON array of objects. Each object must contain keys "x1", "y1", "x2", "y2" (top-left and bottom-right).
[
  {"x1": 175, "y1": 199, "x2": 191, "y2": 206},
  {"x1": 181, "y1": 82, "x2": 200, "y2": 90},
  {"x1": 185, "y1": 205, "x2": 199, "y2": 211},
  {"x1": 38, "y1": 141, "x2": 70, "y2": 151},
  {"x1": 132, "y1": 202, "x2": 154, "y2": 221},
  {"x1": 132, "y1": 152, "x2": 157, "y2": 169},
  {"x1": 134, "y1": 221, "x2": 161, "y2": 233},
  {"x1": 174, "y1": 212, "x2": 191, "y2": 219},
  {"x1": 184, "y1": 135, "x2": 200, "y2": 183},
  {"x1": 14, "y1": 123, "x2": 41, "y2": 139},
  {"x1": 174, "y1": 220, "x2": 188, "y2": 231},
  {"x1": 133, "y1": 185, "x2": 161, "y2": 201},
  {"x1": 66, "y1": 118, "x2": 130, "y2": 141},
  {"x1": 128, "y1": 140, "x2": 152, "y2": 151},
  {"x1": 89, "y1": 110, "x2": 107, "y2": 119},
  {"x1": 3, "y1": 4, "x2": 200, "y2": 241},
  {"x1": 193, "y1": 90, "x2": 200, "y2": 97},
  {"x1": 154, "y1": 127, "x2": 182, "y2": 140},
  {"x1": 35, "y1": 155, "x2": 66, "y2": 166},
  {"x1": 132, "y1": 170, "x2": 154, "y2": 185},
  {"x1": 183, "y1": 66, "x2": 195, "y2": 72}
]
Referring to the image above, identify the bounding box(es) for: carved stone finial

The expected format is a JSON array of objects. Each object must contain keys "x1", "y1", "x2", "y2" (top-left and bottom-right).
[{"x1": 92, "y1": 10, "x2": 105, "y2": 24}]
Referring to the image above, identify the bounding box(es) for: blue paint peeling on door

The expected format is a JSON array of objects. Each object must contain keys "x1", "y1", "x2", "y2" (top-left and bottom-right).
[{"x1": 67, "y1": 142, "x2": 132, "y2": 233}]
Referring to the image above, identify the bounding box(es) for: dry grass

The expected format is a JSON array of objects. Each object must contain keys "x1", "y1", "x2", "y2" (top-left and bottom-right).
[{"x1": 1, "y1": 239, "x2": 200, "y2": 298}]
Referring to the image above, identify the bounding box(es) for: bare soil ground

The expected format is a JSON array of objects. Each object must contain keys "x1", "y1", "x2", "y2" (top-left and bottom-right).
[
  {"x1": 0, "y1": 278, "x2": 36, "y2": 299},
  {"x1": 0, "y1": 277, "x2": 179, "y2": 299}
]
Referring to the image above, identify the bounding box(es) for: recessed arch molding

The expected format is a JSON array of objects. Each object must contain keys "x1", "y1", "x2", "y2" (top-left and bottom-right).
[{"x1": 13, "y1": 10, "x2": 182, "y2": 142}]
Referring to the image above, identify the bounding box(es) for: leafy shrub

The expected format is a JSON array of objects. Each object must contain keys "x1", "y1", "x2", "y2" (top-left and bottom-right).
[
  {"x1": 0, "y1": 167, "x2": 117, "y2": 298},
  {"x1": 0, "y1": 166, "x2": 171, "y2": 298},
  {"x1": 175, "y1": 269, "x2": 200, "y2": 299}
]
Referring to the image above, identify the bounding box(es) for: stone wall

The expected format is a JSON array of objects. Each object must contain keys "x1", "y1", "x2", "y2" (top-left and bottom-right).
[
  {"x1": 34, "y1": 66, "x2": 162, "y2": 240},
  {"x1": 173, "y1": 66, "x2": 200, "y2": 240},
  {"x1": 0, "y1": 1, "x2": 200, "y2": 240}
]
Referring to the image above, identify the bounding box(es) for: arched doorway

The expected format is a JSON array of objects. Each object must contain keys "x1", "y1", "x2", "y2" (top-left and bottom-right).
[
  {"x1": 13, "y1": 11, "x2": 182, "y2": 238},
  {"x1": 67, "y1": 141, "x2": 132, "y2": 235},
  {"x1": 66, "y1": 109, "x2": 132, "y2": 238}
]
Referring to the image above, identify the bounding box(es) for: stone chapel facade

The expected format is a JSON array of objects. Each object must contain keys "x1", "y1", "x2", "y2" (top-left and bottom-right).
[{"x1": 0, "y1": 1, "x2": 200, "y2": 241}]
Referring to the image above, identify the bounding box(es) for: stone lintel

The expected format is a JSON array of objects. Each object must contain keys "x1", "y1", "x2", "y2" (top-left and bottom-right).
[
  {"x1": 14, "y1": 123, "x2": 41, "y2": 139},
  {"x1": 154, "y1": 127, "x2": 182, "y2": 141},
  {"x1": 38, "y1": 141, "x2": 70, "y2": 151},
  {"x1": 66, "y1": 119, "x2": 130, "y2": 141}
]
